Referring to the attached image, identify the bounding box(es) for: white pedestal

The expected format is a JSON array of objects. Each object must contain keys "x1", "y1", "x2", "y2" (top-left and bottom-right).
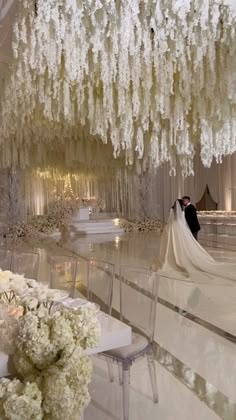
[{"x1": 78, "y1": 208, "x2": 89, "y2": 221}]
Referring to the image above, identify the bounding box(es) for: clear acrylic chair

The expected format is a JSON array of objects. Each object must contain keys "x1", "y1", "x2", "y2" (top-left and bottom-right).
[
  {"x1": 49, "y1": 255, "x2": 77, "y2": 297},
  {"x1": 0, "y1": 249, "x2": 12, "y2": 271},
  {"x1": 101, "y1": 265, "x2": 159, "y2": 420},
  {"x1": 87, "y1": 259, "x2": 114, "y2": 314},
  {"x1": 11, "y1": 251, "x2": 39, "y2": 279},
  {"x1": 72, "y1": 255, "x2": 89, "y2": 299},
  {"x1": 87, "y1": 259, "x2": 115, "y2": 380}
]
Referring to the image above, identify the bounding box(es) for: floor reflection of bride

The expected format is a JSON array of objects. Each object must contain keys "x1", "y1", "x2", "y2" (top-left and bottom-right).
[{"x1": 156, "y1": 199, "x2": 236, "y2": 285}]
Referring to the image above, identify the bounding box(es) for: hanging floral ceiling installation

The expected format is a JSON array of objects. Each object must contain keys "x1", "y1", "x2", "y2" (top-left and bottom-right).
[{"x1": 0, "y1": 0, "x2": 236, "y2": 175}]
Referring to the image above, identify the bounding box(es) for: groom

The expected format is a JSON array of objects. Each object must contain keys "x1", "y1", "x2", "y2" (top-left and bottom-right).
[{"x1": 182, "y1": 196, "x2": 200, "y2": 240}]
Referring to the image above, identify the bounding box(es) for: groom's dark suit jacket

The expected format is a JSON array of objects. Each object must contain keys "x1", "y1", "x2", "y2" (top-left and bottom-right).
[{"x1": 185, "y1": 204, "x2": 200, "y2": 234}]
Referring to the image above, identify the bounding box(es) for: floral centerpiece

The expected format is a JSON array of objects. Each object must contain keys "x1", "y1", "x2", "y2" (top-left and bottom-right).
[
  {"x1": 0, "y1": 270, "x2": 71, "y2": 356},
  {"x1": 76, "y1": 197, "x2": 105, "y2": 210},
  {"x1": 78, "y1": 198, "x2": 90, "y2": 208},
  {"x1": 0, "y1": 270, "x2": 64, "y2": 308},
  {"x1": 0, "y1": 289, "x2": 101, "y2": 419}
]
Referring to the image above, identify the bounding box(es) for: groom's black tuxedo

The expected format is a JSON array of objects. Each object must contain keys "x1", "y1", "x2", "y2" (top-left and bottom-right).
[{"x1": 184, "y1": 204, "x2": 200, "y2": 234}]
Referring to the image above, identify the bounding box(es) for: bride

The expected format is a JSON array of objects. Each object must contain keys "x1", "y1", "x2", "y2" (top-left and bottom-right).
[{"x1": 158, "y1": 199, "x2": 236, "y2": 283}]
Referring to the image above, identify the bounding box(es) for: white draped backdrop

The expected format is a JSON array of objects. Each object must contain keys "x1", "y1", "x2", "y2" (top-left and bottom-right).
[{"x1": 20, "y1": 152, "x2": 236, "y2": 223}]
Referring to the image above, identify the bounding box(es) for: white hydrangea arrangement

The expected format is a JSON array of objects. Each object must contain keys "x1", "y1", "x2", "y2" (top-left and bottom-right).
[
  {"x1": 0, "y1": 271, "x2": 65, "y2": 349},
  {"x1": 0, "y1": 378, "x2": 43, "y2": 420},
  {"x1": 0, "y1": 270, "x2": 70, "y2": 355},
  {"x1": 0, "y1": 304, "x2": 101, "y2": 419},
  {"x1": 42, "y1": 349, "x2": 92, "y2": 420},
  {"x1": 14, "y1": 306, "x2": 101, "y2": 374}
]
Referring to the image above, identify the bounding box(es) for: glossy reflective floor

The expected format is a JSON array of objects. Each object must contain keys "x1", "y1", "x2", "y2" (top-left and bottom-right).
[
  {"x1": 65, "y1": 232, "x2": 236, "y2": 420},
  {"x1": 85, "y1": 357, "x2": 221, "y2": 420},
  {"x1": 11, "y1": 231, "x2": 236, "y2": 420}
]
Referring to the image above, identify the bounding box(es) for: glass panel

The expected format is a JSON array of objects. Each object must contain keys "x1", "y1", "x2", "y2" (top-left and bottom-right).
[{"x1": 11, "y1": 252, "x2": 39, "y2": 279}]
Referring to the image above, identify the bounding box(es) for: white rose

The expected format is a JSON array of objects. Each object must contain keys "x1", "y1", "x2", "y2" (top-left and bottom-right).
[
  {"x1": 9, "y1": 273, "x2": 25, "y2": 281},
  {"x1": 10, "y1": 278, "x2": 27, "y2": 294},
  {"x1": 47, "y1": 290, "x2": 62, "y2": 301},
  {"x1": 36, "y1": 291, "x2": 49, "y2": 302},
  {"x1": 26, "y1": 279, "x2": 38, "y2": 288},
  {"x1": 34, "y1": 283, "x2": 49, "y2": 291},
  {"x1": 22, "y1": 296, "x2": 39, "y2": 310},
  {"x1": 0, "y1": 271, "x2": 11, "y2": 282},
  {"x1": 0, "y1": 270, "x2": 12, "y2": 277}
]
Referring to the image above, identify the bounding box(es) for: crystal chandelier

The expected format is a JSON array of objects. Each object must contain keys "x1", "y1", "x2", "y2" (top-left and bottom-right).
[{"x1": 0, "y1": 0, "x2": 235, "y2": 176}]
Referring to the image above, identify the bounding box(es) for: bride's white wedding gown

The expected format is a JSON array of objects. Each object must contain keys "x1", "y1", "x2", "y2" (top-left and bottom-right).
[{"x1": 158, "y1": 200, "x2": 236, "y2": 284}]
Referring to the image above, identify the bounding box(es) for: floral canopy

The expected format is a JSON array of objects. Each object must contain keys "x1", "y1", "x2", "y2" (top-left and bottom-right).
[{"x1": 0, "y1": 0, "x2": 235, "y2": 176}]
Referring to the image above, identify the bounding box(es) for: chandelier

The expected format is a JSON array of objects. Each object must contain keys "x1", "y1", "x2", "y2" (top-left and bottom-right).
[{"x1": 0, "y1": 0, "x2": 235, "y2": 176}]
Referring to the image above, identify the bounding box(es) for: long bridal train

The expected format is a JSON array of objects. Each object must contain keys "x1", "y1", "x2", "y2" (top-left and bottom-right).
[{"x1": 155, "y1": 200, "x2": 236, "y2": 285}]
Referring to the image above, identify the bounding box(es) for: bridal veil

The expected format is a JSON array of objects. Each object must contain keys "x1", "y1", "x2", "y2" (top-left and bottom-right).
[{"x1": 159, "y1": 200, "x2": 236, "y2": 284}]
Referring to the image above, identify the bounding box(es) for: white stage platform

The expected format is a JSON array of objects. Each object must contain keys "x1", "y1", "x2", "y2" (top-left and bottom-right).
[{"x1": 70, "y1": 219, "x2": 124, "y2": 235}]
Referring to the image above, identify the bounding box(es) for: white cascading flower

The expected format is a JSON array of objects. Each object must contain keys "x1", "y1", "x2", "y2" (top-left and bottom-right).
[{"x1": 0, "y1": 0, "x2": 235, "y2": 176}]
